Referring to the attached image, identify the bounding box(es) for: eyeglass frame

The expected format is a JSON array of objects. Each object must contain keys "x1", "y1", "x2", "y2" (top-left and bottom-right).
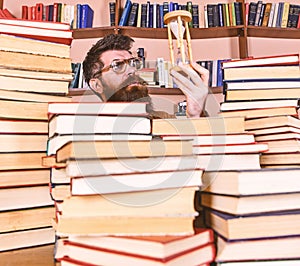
[{"x1": 100, "y1": 57, "x2": 144, "y2": 74}]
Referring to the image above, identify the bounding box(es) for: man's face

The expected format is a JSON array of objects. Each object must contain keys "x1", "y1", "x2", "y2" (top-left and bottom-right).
[{"x1": 98, "y1": 50, "x2": 139, "y2": 99}]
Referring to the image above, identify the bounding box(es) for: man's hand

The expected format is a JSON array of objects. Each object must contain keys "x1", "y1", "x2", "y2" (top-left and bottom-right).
[{"x1": 170, "y1": 62, "x2": 209, "y2": 118}]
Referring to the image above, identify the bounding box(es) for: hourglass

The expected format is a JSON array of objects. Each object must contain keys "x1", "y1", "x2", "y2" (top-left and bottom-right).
[{"x1": 163, "y1": 10, "x2": 193, "y2": 66}]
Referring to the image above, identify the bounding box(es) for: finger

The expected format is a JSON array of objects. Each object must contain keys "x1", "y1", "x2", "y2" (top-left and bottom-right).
[{"x1": 190, "y1": 62, "x2": 210, "y2": 86}]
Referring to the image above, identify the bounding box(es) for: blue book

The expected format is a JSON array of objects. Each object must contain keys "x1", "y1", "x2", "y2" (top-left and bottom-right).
[
  {"x1": 81, "y1": 4, "x2": 94, "y2": 28},
  {"x1": 159, "y1": 4, "x2": 164, "y2": 28},
  {"x1": 148, "y1": 4, "x2": 153, "y2": 28},
  {"x1": 76, "y1": 4, "x2": 82, "y2": 29},
  {"x1": 119, "y1": 0, "x2": 132, "y2": 26}
]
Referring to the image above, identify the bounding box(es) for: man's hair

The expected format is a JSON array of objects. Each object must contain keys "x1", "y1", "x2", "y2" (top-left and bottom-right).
[{"x1": 83, "y1": 34, "x2": 134, "y2": 85}]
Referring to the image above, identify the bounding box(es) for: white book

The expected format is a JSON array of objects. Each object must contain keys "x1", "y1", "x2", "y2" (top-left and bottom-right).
[
  {"x1": 267, "y1": 3, "x2": 276, "y2": 27},
  {"x1": 271, "y1": 3, "x2": 279, "y2": 27}
]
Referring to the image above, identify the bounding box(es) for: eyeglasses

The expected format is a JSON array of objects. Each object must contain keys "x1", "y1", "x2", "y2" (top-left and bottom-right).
[{"x1": 101, "y1": 57, "x2": 143, "y2": 74}]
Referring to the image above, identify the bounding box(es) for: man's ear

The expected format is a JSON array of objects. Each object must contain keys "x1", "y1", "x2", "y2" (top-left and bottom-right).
[{"x1": 89, "y1": 78, "x2": 103, "y2": 94}]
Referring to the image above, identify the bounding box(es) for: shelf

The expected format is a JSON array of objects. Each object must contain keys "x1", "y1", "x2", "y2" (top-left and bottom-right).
[
  {"x1": 72, "y1": 26, "x2": 245, "y2": 40},
  {"x1": 247, "y1": 26, "x2": 300, "y2": 39}
]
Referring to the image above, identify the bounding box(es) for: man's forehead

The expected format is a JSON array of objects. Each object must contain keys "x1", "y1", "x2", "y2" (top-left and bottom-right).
[{"x1": 100, "y1": 50, "x2": 132, "y2": 62}]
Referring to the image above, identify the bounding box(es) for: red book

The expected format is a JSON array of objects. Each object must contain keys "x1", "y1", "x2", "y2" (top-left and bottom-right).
[
  {"x1": 21, "y1": 6, "x2": 29, "y2": 19},
  {"x1": 30, "y1": 6, "x2": 36, "y2": 20},
  {"x1": 2, "y1": 8, "x2": 16, "y2": 18},
  {"x1": 35, "y1": 3, "x2": 44, "y2": 21},
  {"x1": 297, "y1": 13, "x2": 300, "y2": 28}
]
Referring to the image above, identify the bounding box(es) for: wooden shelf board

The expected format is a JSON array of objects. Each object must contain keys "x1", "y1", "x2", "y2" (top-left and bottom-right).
[{"x1": 247, "y1": 26, "x2": 300, "y2": 39}]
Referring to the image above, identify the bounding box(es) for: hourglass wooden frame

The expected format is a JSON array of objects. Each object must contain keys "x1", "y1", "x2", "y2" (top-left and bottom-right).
[{"x1": 164, "y1": 10, "x2": 193, "y2": 65}]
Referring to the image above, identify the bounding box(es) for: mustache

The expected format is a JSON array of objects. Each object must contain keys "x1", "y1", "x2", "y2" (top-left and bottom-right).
[{"x1": 118, "y1": 75, "x2": 148, "y2": 89}]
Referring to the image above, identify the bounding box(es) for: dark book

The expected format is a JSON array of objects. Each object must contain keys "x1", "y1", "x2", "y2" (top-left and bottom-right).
[
  {"x1": 254, "y1": 0, "x2": 263, "y2": 26},
  {"x1": 119, "y1": 0, "x2": 132, "y2": 26},
  {"x1": 192, "y1": 4, "x2": 199, "y2": 28},
  {"x1": 186, "y1": 1, "x2": 193, "y2": 27},
  {"x1": 206, "y1": 4, "x2": 215, "y2": 28},
  {"x1": 258, "y1": 3, "x2": 266, "y2": 26},
  {"x1": 218, "y1": 3, "x2": 224, "y2": 27},
  {"x1": 127, "y1": 2, "x2": 139, "y2": 26},
  {"x1": 288, "y1": 4, "x2": 300, "y2": 28},
  {"x1": 69, "y1": 62, "x2": 81, "y2": 88},
  {"x1": 248, "y1": 2, "x2": 258, "y2": 26},
  {"x1": 276, "y1": 2, "x2": 284, "y2": 27},
  {"x1": 234, "y1": 1, "x2": 243, "y2": 25},
  {"x1": 162, "y1": 1, "x2": 169, "y2": 27},
  {"x1": 141, "y1": 3, "x2": 147, "y2": 28},
  {"x1": 81, "y1": 4, "x2": 94, "y2": 28},
  {"x1": 148, "y1": 3, "x2": 153, "y2": 28},
  {"x1": 109, "y1": 2, "x2": 116, "y2": 26}
]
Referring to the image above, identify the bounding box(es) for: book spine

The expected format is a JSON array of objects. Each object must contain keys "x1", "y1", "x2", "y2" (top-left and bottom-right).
[
  {"x1": 248, "y1": 2, "x2": 257, "y2": 26},
  {"x1": 109, "y1": 2, "x2": 116, "y2": 26},
  {"x1": 192, "y1": 4, "x2": 199, "y2": 28},
  {"x1": 281, "y1": 2, "x2": 290, "y2": 28},
  {"x1": 261, "y1": 2, "x2": 271, "y2": 27},
  {"x1": 186, "y1": 1, "x2": 193, "y2": 27},
  {"x1": 258, "y1": 3, "x2": 265, "y2": 26},
  {"x1": 254, "y1": 1, "x2": 263, "y2": 26},
  {"x1": 119, "y1": 0, "x2": 132, "y2": 26},
  {"x1": 141, "y1": 3, "x2": 147, "y2": 28},
  {"x1": 267, "y1": 3, "x2": 276, "y2": 27},
  {"x1": 218, "y1": 3, "x2": 224, "y2": 27},
  {"x1": 234, "y1": 2, "x2": 243, "y2": 25},
  {"x1": 127, "y1": 2, "x2": 139, "y2": 26}
]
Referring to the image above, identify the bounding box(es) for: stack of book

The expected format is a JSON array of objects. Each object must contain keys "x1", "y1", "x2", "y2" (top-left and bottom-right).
[
  {"x1": 152, "y1": 116, "x2": 266, "y2": 171},
  {"x1": 0, "y1": 29, "x2": 72, "y2": 252},
  {"x1": 201, "y1": 168, "x2": 300, "y2": 265},
  {"x1": 45, "y1": 101, "x2": 215, "y2": 265},
  {"x1": 218, "y1": 53, "x2": 300, "y2": 168}
]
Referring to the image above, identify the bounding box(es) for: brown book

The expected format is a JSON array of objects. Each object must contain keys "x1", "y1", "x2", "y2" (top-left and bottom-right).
[
  {"x1": 0, "y1": 33, "x2": 71, "y2": 58},
  {"x1": 225, "y1": 87, "x2": 300, "y2": 101},
  {"x1": 245, "y1": 115, "x2": 300, "y2": 130},
  {"x1": 59, "y1": 187, "x2": 199, "y2": 217},
  {"x1": 202, "y1": 168, "x2": 300, "y2": 196},
  {"x1": 260, "y1": 152, "x2": 300, "y2": 165},
  {"x1": 219, "y1": 106, "x2": 298, "y2": 119},
  {"x1": 0, "y1": 134, "x2": 48, "y2": 152},
  {"x1": 205, "y1": 209, "x2": 300, "y2": 240},
  {"x1": 201, "y1": 192, "x2": 300, "y2": 215},
  {"x1": 56, "y1": 140, "x2": 193, "y2": 162},
  {"x1": 0, "y1": 88, "x2": 71, "y2": 102},
  {"x1": 152, "y1": 116, "x2": 246, "y2": 136},
  {"x1": 216, "y1": 235, "x2": 300, "y2": 262},
  {"x1": 0, "y1": 227, "x2": 55, "y2": 252},
  {"x1": 0, "y1": 206, "x2": 55, "y2": 233},
  {"x1": 0, "y1": 50, "x2": 72, "y2": 73},
  {"x1": 0, "y1": 152, "x2": 47, "y2": 170},
  {"x1": 56, "y1": 216, "x2": 196, "y2": 235},
  {"x1": 0, "y1": 119, "x2": 48, "y2": 134},
  {"x1": 0, "y1": 185, "x2": 53, "y2": 211},
  {"x1": 261, "y1": 2, "x2": 272, "y2": 27},
  {"x1": 0, "y1": 169, "x2": 50, "y2": 187},
  {"x1": 262, "y1": 139, "x2": 300, "y2": 153}
]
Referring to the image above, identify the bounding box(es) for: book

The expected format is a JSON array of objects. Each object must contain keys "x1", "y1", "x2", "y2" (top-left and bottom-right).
[
  {"x1": 219, "y1": 106, "x2": 298, "y2": 119},
  {"x1": 0, "y1": 185, "x2": 53, "y2": 211},
  {"x1": 0, "y1": 206, "x2": 55, "y2": 233},
  {"x1": 225, "y1": 87, "x2": 300, "y2": 101},
  {"x1": 261, "y1": 2, "x2": 272, "y2": 27},
  {"x1": 0, "y1": 169, "x2": 50, "y2": 187},
  {"x1": 216, "y1": 235, "x2": 300, "y2": 262},
  {"x1": 202, "y1": 168, "x2": 300, "y2": 196},
  {"x1": 261, "y1": 139, "x2": 300, "y2": 153},
  {"x1": 201, "y1": 192, "x2": 300, "y2": 215},
  {"x1": 0, "y1": 99, "x2": 48, "y2": 120},
  {"x1": 64, "y1": 228, "x2": 214, "y2": 259},
  {"x1": 248, "y1": 125, "x2": 300, "y2": 136},
  {"x1": 161, "y1": 133, "x2": 256, "y2": 146},
  {"x1": 245, "y1": 115, "x2": 300, "y2": 130},
  {"x1": 80, "y1": 4, "x2": 94, "y2": 28},
  {"x1": 216, "y1": 260, "x2": 300, "y2": 266},
  {"x1": 221, "y1": 54, "x2": 300, "y2": 68},
  {"x1": 56, "y1": 139, "x2": 193, "y2": 162},
  {"x1": 205, "y1": 209, "x2": 300, "y2": 240},
  {"x1": 0, "y1": 50, "x2": 72, "y2": 74},
  {"x1": 0, "y1": 18, "x2": 72, "y2": 45},
  {"x1": 59, "y1": 186, "x2": 199, "y2": 217},
  {"x1": 47, "y1": 133, "x2": 152, "y2": 156},
  {"x1": 48, "y1": 114, "x2": 151, "y2": 138},
  {"x1": 56, "y1": 216, "x2": 196, "y2": 235},
  {"x1": 152, "y1": 117, "x2": 246, "y2": 136},
  {"x1": 48, "y1": 101, "x2": 148, "y2": 116},
  {"x1": 196, "y1": 153, "x2": 261, "y2": 171},
  {"x1": 0, "y1": 227, "x2": 55, "y2": 252},
  {"x1": 223, "y1": 65, "x2": 300, "y2": 81},
  {"x1": 119, "y1": 0, "x2": 132, "y2": 26},
  {"x1": 0, "y1": 119, "x2": 48, "y2": 134},
  {"x1": 255, "y1": 132, "x2": 300, "y2": 141},
  {"x1": 127, "y1": 2, "x2": 139, "y2": 26},
  {"x1": 0, "y1": 152, "x2": 47, "y2": 170},
  {"x1": 247, "y1": 2, "x2": 257, "y2": 26},
  {"x1": 70, "y1": 168, "x2": 203, "y2": 195},
  {"x1": 0, "y1": 134, "x2": 48, "y2": 152},
  {"x1": 260, "y1": 152, "x2": 300, "y2": 165},
  {"x1": 192, "y1": 142, "x2": 268, "y2": 155},
  {"x1": 220, "y1": 99, "x2": 299, "y2": 111},
  {"x1": 59, "y1": 241, "x2": 215, "y2": 265},
  {"x1": 0, "y1": 34, "x2": 71, "y2": 58},
  {"x1": 0, "y1": 89, "x2": 71, "y2": 103}
]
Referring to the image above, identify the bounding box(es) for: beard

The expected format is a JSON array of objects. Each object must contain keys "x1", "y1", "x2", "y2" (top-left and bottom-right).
[{"x1": 105, "y1": 75, "x2": 154, "y2": 114}]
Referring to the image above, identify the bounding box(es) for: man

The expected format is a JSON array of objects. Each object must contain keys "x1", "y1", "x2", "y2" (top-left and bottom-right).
[{"x1": 83, "y1": 34, "x2": 209, "y2": 118}]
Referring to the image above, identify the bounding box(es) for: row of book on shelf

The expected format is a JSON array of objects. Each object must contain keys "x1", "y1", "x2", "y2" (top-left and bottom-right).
[
  {"x1": 247, "y1": 0, "x2": 300, "y2": 28},
  {"x1": 1, "y1": 13, "x2": 300, "y2": 264},
  {"x1": 20, "y1": 3, "x2": 94, "y2": 29}
]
